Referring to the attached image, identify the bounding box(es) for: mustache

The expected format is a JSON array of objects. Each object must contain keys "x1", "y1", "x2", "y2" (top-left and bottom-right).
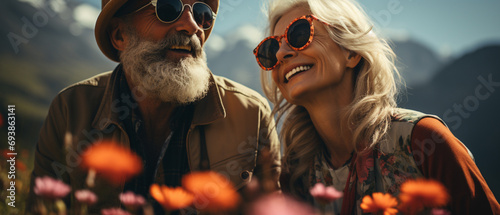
[
  {"x1": 121, "y1": 26, "x2": 206, "y2": 67},
  {"x1": 152, "y1": 33, "x2": 203, "y2": 58}
]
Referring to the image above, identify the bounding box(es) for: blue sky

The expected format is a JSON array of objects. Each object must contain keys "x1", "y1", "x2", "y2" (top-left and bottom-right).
[
  {"x1": 211, "y1": 0, "x2": 500, "y2": 58},
  {"x1": 27, "y1": 0, "x2": 500, "y2": 58}
]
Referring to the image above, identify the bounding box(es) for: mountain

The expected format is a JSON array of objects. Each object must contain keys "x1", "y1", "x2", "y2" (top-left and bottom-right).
[
  {"x1": 0, "y1": 0, "x2": 115, "y2": 147},
  {"x1": 205, "y1": 25, "x2": 265, "y2": 94},
  {"x1": 390, "y1": 39, "x2": 445, "y2": 86},
  {"x1": 401, "y1": 45, "x2": 500, "y2": 197}
]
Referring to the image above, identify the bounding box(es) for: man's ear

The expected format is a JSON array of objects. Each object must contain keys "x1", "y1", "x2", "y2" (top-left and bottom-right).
[
  {"x1": 109, "y1": 18, "x2": 128, "y2": 52},
  {"x1": 346, "y1": 51, "x2": 362, "y2": 69}
]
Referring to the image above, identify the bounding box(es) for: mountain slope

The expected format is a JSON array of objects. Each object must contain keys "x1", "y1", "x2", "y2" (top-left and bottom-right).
[
  {"x1": 0, "y1": 0, "x2": 115, "y2": 147},
  {"x1": 401, "y1": 45, "x2": 500, "y2": 197},
  {"x1": 391, "y1": 39, "x2": 445, "y2": 86}
]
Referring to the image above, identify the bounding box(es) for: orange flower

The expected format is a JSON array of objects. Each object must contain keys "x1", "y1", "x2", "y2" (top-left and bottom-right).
[
  {"x1": 1, "y1": 149, "x2": 10, "y2": 159},
  {"x1": 360, "y1": 192, "x2": 398, "y2": 215},
  {"x1": 398, "y1": 179, "x2": 449, "y2": 214},
  {"x1": 150, "y1": 184, "x2": 194, "y2": 210},
  {"x1": 16, "y1": 160, "x2": 27, "y2": 171},
  {"x1": 182, "y1": 171, "x2": 240, "y2": 212},
  {"x1": 81, "y1": 141, "x2": 142, "y2": 184}
]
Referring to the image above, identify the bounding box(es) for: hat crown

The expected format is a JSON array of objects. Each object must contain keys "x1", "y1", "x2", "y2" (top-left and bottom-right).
[{"x1": 101, "y1": 0, "x2": 110, "y2": 9}]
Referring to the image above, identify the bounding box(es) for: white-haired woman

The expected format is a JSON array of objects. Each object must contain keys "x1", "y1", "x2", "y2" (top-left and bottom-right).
[{"x1": 253, "y1": 0, "x2": 499, "y2": 214}]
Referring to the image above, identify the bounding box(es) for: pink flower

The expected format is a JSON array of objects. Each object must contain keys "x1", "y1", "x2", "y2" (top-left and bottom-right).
[
  {"x1": 431, "y1": 208, "x2": 451, "y2": 215},
  {"x1": 34, "y1": 176, "x2": 71, "y2": 199},
  {"x1": 247, "y1": 193, "x2": 316, "y2": 215},
  {"x1": 101, "y1": 208, "x2": 131, "y2": 215},
  {"x1": 119, "y1": 191, "x2": 146, "y2": 208},
  {"x1": 309, "y1": 183, "x2": 343, "y2": 204},
  {"x1": 75, "y1": 189, "x2": 97, "y2": 205}
]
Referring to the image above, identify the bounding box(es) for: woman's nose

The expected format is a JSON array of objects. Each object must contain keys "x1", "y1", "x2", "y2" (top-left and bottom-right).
[{"x1": 275, "y1": 41, "x2": 297, "y2": 63}]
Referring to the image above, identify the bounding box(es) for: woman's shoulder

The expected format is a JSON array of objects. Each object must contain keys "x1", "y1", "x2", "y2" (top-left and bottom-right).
[
  {"x1": 389, "y1": 108, "x2": 475, "y2": 162},
  {"x1": 382, "y1": 108, "x2": 459, "y2": 156},
  {"x1": 391, "y1": 108, "x2": 444, "y2": 125},
  {"x1": 388, "y1": 108, "x2": 450, "y2": 138}
]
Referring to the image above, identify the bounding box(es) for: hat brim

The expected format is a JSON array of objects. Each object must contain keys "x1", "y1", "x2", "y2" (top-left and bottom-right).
[{"x1": 95, "y1": 0, "x2": 218, "y2": 62}]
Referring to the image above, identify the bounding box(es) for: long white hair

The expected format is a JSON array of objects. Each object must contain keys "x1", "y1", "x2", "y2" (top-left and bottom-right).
[{"x1": 261, "y1": 0, "x2": 401, "y2": 196}]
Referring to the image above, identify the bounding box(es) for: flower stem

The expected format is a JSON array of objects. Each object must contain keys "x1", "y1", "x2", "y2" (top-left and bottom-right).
[{"x1": 86, "y1": 169, "x2": 96, "y2": 188}]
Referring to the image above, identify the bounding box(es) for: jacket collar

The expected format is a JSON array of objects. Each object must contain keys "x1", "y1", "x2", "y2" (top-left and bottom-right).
[{"x1": 92, "y1": 65, "x2": 226, "y2": 130}]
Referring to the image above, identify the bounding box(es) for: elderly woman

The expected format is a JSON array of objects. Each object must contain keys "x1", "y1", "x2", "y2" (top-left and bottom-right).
[{"x1": 254, "y1": 0, "x2": 500, "y2": 214}]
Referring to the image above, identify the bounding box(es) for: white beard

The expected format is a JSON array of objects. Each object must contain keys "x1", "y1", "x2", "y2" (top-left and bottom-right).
[{"x1": 120, "y1": 30, "x2": 210, "y2": 104}]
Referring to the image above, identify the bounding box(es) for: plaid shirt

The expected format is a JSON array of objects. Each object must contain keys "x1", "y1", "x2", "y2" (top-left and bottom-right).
[{"x1": 118, "y1": 74, "x2": 194, "y2": 213}]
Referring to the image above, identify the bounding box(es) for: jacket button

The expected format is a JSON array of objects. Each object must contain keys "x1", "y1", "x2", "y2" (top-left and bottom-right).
[{"x1": 240, "y1": 170, "x2": 250, "y2": 180}]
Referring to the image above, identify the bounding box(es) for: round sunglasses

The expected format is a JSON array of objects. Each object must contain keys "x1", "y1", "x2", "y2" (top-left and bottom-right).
[
  {"x1": 253, "y1": 15, "x2": 332, "y2": 70},
  {"x1": 133, "y1": 0, "x2": 217, "y2": 30}
]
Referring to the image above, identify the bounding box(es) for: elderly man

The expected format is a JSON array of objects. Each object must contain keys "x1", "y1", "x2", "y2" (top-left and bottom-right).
[{"x1": 27, "y1": 0, "x2": 280, "y2": 213}]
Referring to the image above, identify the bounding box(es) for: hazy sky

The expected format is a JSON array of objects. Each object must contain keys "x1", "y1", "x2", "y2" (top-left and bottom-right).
[
  {"x1": 211, "y1": 0, "x2": 500, "y2": 58},
  {"x1": 24, "y1": 0, "x2": 500, "y2": 58}
]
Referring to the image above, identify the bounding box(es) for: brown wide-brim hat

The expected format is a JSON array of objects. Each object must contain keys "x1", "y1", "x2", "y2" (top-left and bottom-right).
[{"x1": 95, "y1": 0, "x2": 220, "y2": 62}]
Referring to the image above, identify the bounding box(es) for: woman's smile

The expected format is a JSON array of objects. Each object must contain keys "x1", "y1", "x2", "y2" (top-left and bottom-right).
[{"x1": 284, "y1": 64, "x2": 314, "y2": 83}]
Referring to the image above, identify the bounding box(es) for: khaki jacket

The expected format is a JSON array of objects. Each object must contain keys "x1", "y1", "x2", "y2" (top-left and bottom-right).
[{"x1": 28, "y1": 66, "x2": 281, "y2": 212}]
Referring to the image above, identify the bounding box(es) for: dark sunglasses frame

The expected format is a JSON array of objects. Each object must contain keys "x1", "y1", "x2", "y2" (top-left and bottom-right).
[
  {"x1": 133, "y1": 0, "x2": 217, "y2": 30},
  {"x1": 253, "y1": 15, "x2": 332, "y2": 70}
]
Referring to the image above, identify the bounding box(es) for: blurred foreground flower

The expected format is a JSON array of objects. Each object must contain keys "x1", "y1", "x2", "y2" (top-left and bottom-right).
[
  {"x1": 150, "y1": 184, "x2": 194, "y2": 210},
  {"x1": 309, "y1": 183, "x2": 343, "y2": 204},
  {"x1": 398, "y1": 179, "x2": 449, "y2": 214},
  {"x1": 1, "y1": 149, "x2": 11, "y2": 159},
  {"x1": 16, "y1": 160, "x2": 27, "y2": 171},
  {"x1": 431, "y1": 208, "x2": 451, "y2": 215},
  {"x1": 120, "y1": 191, "x2": 146, "y2": 209},
  {"x1": 247, "y1": 193, "x2": 315, "y2": 215},
  {"x1": 360, "y1": 192, "x2": 398, "y2": 215},
  {"x1": 183, "y1": 171, "x2": 240, "y2": 212},
  {"x1": 101, "y1": 208, "x2": 132, "y2": 215},
  {"x1": 75, "y1": 189, "x2": 97, "y2": 205},
  {"x1": 75, "y1": 189, "x2": 97, "y2": 215},
  {"x1": 33, "y1": 176, "x2": 70, "y2": 214},
  {"x1": 81, "y1": 141, "x2": 142, "y2": 184},
  {"x1": 34, "y1": 176, "x2": 71, "y2": 199}
]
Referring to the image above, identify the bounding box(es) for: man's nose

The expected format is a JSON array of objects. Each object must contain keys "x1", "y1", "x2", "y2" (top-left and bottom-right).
[{"x1": 174, "y1": 5, "x2": 200, "y2": 36}]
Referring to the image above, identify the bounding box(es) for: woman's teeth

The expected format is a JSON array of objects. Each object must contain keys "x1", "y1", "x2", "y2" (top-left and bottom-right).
[{"x1": 285, "y1": 65, "x2": 312, "y2": 81}]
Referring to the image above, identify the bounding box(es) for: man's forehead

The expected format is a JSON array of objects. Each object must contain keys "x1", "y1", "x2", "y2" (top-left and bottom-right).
[{"x1": 197, "y1": 0, "x2": 211, "y2": 5}]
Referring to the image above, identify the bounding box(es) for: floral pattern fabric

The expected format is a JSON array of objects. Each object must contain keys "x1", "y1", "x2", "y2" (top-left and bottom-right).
[{"x1": 309, "y1": 108, "x2": 443, "y2": 214}]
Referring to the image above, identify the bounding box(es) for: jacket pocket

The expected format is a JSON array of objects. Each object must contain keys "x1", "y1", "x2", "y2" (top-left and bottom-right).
[{"x1": 210, "y1": 153, "x2": 256, "y2": 190}]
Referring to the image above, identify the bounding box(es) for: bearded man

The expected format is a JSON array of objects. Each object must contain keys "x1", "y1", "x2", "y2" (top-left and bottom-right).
[{"x1": 27, "y1": 0, "x2": 280, "y2": 213}]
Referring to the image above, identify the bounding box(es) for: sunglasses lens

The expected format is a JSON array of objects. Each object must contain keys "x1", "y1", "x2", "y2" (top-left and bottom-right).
[
  {"x1": 257, "y1": 39, "x2": 280, "y2": 69},
  {"x1": 287, "y1": 19, "x2": 311, "y2": 48},
  {"x1": 156, "y1": 0, "x2": 183, "y2": 22},
  {"x1": 193, "y1": 3, "x2": 214, "y2": 29}
]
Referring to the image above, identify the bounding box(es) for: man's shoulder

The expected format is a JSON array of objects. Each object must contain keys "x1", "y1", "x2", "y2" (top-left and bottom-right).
[
  {"x1": 50, "y1": 71, "x2": 114, "y2": 106},
  {"x1": 59, "y1": 71, "x2": 113, "y2": 94},
  {"x1": 212, "y1": 75, "x2": 270, "y2": 109}
]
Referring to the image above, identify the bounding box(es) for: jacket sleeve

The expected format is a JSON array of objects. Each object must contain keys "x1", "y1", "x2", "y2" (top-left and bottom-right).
[
  {"x1": 411, "y1": 117, "x2": 500, "y2": 214},
  {"x1": 254, "y1": 102, "x2": 281, "y2": 191},
  {"x1": 26, "y1": 93, "x2": 71, "y2": 211}
]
